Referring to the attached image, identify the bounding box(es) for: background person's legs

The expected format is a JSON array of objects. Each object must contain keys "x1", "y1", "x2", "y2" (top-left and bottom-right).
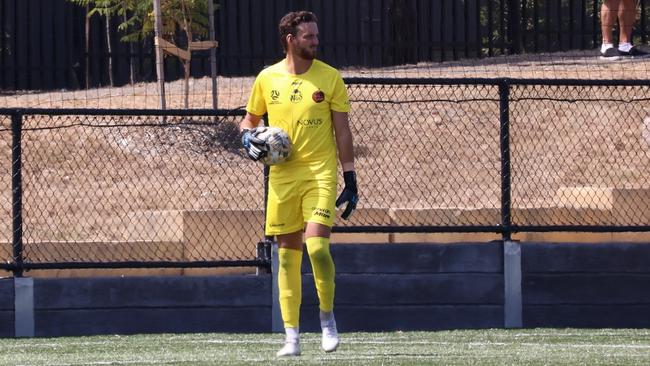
[
  {"x1": 601, "y1": 0, "x2": 620, "y2": 45},
  {"x1": 618, "y1": 0, "x2": 637, "y2": 46}
]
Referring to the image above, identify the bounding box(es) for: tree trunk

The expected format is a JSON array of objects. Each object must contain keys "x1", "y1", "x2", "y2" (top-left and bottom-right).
[
  {"x1": 208, "y1": 0, "x2": 218, "y2": 109},
  {"x1": 85, "y1": 4, "x2": 90, "y2": 89},
  {"x1": 152, "y1": 0, "x2": 166, "y2": 110},
  {"x1": 183, "y1": 60, "x2": 190, "y2": 109},
  {"x1": 124, "y1": 1, "x2": 136, "y2": 84},
  {"x1": 105, "y1": 14, "x2": 114, "y2": 86},
  {"x1": 181, "y1": 0, "x2": 191, "y2": 110}
]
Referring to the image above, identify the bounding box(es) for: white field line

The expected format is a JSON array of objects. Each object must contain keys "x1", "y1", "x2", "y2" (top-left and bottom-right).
[
  {"x1": 183, "y1": 338, "x2": 650, "y2": 350},
  {"x1": 7, "y1": 337, "x2": 650, "y2": 350}
]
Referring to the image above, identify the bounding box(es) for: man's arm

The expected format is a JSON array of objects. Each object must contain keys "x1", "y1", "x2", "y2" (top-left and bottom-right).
[
  {"x1": 240, "y1": 112, "x2": 263, "y2": 132},
  {"x1": 333, "y1": 111, "x2": 358, "y2": 219},
  {"x1": 332, "y1": 111, "x2": 355, "y2": 171}
]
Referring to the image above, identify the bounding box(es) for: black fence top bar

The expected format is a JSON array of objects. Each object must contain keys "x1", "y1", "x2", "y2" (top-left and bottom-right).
[
  {"x1": 345, "y1": 77, "x2": 650, "y2": 87},
  {"x1": 332, "y1": 225, "x2": 503, "y2": 233},
  {"x1": 510, "y1": 225, "x2": 650, "y2": 233},
  {"x1": 0, "y1": 260, "x2": 268, "y2": 271},
  {"x1": 0, "y1": 108, "x2": 247, "y2": 116}
]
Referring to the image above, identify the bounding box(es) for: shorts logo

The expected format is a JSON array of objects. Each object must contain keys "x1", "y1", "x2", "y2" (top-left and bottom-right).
[
  {"x1": 312, "y1": 90, "x2": 325, "y2": 103},
  {"x1": 313, "y1": 208, "x2": 331, "y2": 219}
]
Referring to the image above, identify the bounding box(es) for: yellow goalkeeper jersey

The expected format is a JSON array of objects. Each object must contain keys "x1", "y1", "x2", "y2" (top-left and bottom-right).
[{"x1": 246, "y1": 59, "x2": 350, "y2": 183}]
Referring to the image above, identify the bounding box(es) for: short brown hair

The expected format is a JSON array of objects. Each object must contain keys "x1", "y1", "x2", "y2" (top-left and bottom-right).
[{"x1": 278, "y1": 11, "x2": 318, "y2": 52}]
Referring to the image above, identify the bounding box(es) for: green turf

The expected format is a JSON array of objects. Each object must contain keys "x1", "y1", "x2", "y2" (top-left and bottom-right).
[{"x1": 1, "y1": 329, "x2": 650, "y2": 365}]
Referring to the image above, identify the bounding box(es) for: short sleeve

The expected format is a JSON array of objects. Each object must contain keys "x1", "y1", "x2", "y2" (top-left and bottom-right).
[
  {"x1": 245, "y1": 74, "x2": 267, "y2": 116},
  {"x1": 330, "y1": 71, "x2": 350, "y2": 113}
]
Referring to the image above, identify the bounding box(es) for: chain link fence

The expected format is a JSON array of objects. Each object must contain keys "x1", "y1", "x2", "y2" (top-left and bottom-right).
[{"x1": 1, "y1": 78, "x2": 650, "y2": 273}]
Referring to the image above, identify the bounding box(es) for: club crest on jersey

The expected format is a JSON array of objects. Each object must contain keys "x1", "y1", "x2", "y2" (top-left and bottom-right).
[
  {"x1": 312, "y1": 90, "x2": 325, "y2": 103},
  {"x1": 290, "y1": 80, "x2": 303, "y2": 104}
]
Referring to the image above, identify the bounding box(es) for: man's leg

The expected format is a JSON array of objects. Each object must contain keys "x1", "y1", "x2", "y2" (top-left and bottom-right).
[
  {"x1": 618, "y1": 0, "x2": 636, "y2": 44},
  {"x1": 617, "y1": 0, "x2": 647, "y2": 55},
  {"x1": 601, "y1": 0, "x2": 621, "y2": 57},
  {"x1": 276, "y1": 230, "x2": 304, "y2": 357},
  {"x1": 305, "y1": 223, "x2": 339, "y2": 352}
]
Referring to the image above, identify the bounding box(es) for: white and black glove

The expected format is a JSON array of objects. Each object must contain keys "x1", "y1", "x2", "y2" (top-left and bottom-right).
[{"x1": 241, "y1": 127, "x2": 267, "y2": 161}]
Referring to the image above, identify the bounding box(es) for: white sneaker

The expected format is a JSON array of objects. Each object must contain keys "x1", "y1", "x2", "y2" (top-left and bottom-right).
[
  {"x1": 276, "y1": 340, "x2": 301, "y2": 357},
  {"x1": 321, "y1": 319, "x2": 339, "y2": 352}
]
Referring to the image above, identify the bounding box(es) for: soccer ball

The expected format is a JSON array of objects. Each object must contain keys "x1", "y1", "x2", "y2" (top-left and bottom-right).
[{"x1": 257, "y1": 126, "x2": 292, "y2": 165}]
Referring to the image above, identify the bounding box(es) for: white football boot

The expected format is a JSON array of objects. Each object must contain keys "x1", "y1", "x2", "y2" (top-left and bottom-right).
[
  {"x1": 276, "y1": 340, "x2": 301, "y2": 357},
  {"x1": 276, "y1": 327, "x2": 301, "y2": 357},
  {"x1": 320, "y1": 312, "x2": 340, "y2": 352}
]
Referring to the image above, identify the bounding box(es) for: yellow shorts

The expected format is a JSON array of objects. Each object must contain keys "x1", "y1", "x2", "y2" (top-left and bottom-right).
[{"x1": 265, "y1": 178, "x2": 336, "y2": 236}]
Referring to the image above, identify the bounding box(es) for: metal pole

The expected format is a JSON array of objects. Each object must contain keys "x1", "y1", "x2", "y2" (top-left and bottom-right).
[
  {"x1": 153, "y1": 0, "x2": 166, "y2": 110},
  {"x1": 208, "y1": 0, "x2": 218, "y2": 110},
  {"x1": 503, "y1": 240, "x2": 522, "y2": 328},
  {"x1": 509, "y1": 0, "x2": 522, "y2": 54},
  {"x1": 11, "y1": 112, "x2": 24, "y2": 277},
  {"x1": 499, "y1": 80, "x2": 512, "y2": 241}
]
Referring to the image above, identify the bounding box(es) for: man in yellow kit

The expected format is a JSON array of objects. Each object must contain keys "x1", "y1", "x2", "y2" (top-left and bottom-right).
[{"x1": 239, "y1": 11, "x2": 358, "y2": 357}]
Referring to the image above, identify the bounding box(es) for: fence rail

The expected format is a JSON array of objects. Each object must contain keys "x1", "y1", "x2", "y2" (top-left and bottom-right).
[{"x1": 2, "y1": 78, "x2": 650, "y2": 275}]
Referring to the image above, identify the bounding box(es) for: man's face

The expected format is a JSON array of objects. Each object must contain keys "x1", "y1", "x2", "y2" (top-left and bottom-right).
[{"x1": 290, "y1": 22, "x2": 319, "y2": 60}]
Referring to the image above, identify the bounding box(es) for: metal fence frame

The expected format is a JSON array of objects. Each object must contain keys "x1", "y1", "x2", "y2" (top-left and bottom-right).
[{"x1": 2, "y1": 77, "x2": 650, "y2": 276}]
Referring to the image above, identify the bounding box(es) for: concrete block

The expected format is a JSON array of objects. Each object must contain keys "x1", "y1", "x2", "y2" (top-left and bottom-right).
[
  {"x1": 22, "y1": 241, "x2": 185, "y2": 262},
  {"x1": 335, "y1": 208, "x2": 393, "y2": 227},
  {"x1": 125, "y1": 210, "x2": 184, "y2": 242},
  {"x1": 511, "y1": 207, "x2": 613, "y2": 226},
  {"x1": 393, "y1": 232, "x2": 501, "y2": 243},
  {"x1": 612, "y1": 188, "x2": 650, "y2": 224},
  {"x1": 330, "y1": 232, "x2": 392, "y2": 243},
  {"x1": 389, "y1": 207, "x2": 500, "y2": 226},
  {"x1": 27, "y1": 268, "x2": 184, "y2": 278},
  {"x1": 512, "y1": 232, "x2": 614, "y2": 243},
  {"x1": 182, "y1": 209, "x2": 264, "y2": 261},
  {"x1": 331, "y1": 208, "x2": 392, "y2": 243},
  {"x1": 555, "y1": 187, "x2": 613, "y2": 210}
]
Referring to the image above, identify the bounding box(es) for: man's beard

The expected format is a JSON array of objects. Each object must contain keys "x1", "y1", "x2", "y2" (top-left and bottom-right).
[{"x1": 297, "y1": 45, "x2": 317, "y2": 60}]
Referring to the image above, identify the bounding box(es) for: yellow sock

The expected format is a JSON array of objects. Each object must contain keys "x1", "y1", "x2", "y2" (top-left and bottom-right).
[
  {"x1": 278, "y1": 247, "x2": 303, "y2": 328},
  {"x1": 305, "y1": 237, "x2": 335, "y2": 312}
]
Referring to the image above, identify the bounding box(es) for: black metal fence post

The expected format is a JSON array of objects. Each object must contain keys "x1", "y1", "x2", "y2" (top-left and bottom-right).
[
  {"x1": 508, "y1": 0, "x2": 522, "y2": 54},
  {"x1": 499, "y1": 80, "x2": 512, "y2": 241},
  {"x1": 11, "y1": 111, "x2": 24, "y2": 277}
]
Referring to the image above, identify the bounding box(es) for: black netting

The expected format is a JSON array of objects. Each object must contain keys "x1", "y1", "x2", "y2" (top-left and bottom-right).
[
  {"x1": 0, "y1": 115, "x2": 11, "y2": 262},
  {"x1": 510, "y1": 84, "x2": 650, "y2": 226},
  {"x1": 3, "y1": 79, "x2": 650, "y2": 271},
  {"x1": 17, "y1": 112, "x2": 263, "y2": 264},
  {"x1": 340, "y1": 83, "x2": 501, "y2": 228}
]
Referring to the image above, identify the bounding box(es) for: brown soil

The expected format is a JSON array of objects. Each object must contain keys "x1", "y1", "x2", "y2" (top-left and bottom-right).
[{"x1": 0, "y1": 50, "x2": 649, "y2": 248}]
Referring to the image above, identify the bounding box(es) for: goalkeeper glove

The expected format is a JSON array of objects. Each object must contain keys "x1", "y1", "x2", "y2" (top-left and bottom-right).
[
  {"x1": 241, "y1": 127, "x2": 267, "y2": 161},
  {"x1": 336, "y1": 171, "x2": 358, "y2": 220}
]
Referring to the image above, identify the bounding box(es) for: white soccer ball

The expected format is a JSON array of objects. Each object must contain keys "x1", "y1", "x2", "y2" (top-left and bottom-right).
[{"x1": 257, "y1": 126, "x2": 292, "y2": 165}]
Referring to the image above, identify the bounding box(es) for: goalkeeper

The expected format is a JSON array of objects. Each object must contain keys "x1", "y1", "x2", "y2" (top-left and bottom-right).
[{"x1": 240, "y1": 10, "x2": 358, "y2": 357}]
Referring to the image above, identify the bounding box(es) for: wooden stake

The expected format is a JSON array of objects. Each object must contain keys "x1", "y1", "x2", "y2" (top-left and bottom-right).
[
  {"x1": 153, "y1": 0, "x2": 166, "y2": 110},
  {"x1": 208, "y1": 0, "x2": 218, "y2": 110}
]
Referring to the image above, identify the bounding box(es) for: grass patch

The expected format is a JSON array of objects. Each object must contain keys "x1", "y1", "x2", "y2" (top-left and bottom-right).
[{"x1": 1, "y1": 329, "x2": 650, "y2": 365}]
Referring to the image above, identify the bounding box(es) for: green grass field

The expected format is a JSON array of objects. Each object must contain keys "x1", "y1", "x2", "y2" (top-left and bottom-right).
[{"x1": 1, "y1": 329, "x2": 650, "y2": 365}]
